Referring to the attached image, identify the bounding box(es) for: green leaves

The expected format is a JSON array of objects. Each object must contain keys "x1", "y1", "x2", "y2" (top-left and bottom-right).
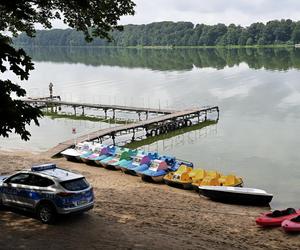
[
  {"x1": 0, "y1": 0, "x2": 135, "y2": 140},
  {"x1": 0, "y1": 80, "x2": 42, "y2": 140}
]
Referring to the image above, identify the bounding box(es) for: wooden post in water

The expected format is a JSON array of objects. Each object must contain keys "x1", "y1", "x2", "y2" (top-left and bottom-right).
[
  {"x1": 104, "y1": 109, "x2": 107, "y2": 119},
  {"x1": 49, "y1": 82, "x2": 53, "y2": 99},
  {"x1": 82, "y1": 106, "x2": 85, "y2": 116},
  {"x1": 111, "y1": 132, "x2": 115, "y2": 145},
  {"x1": 73, "y1": 106, "x2": 77, "y2": 116}
]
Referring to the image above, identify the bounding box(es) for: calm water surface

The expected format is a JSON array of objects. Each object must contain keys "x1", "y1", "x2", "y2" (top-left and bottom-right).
[{"x1": 1, "y1": 47, "x2": 300, "y2": 208}]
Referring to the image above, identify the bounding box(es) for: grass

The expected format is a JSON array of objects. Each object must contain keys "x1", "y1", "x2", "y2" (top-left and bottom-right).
[{"x1": 125, "y1": 120, "x2": 217, "y2": 149}]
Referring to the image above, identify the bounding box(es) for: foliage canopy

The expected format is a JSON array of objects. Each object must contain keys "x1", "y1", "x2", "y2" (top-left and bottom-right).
[{"x1": 15, "y1": 19, "x2": 300, "y2": 47}]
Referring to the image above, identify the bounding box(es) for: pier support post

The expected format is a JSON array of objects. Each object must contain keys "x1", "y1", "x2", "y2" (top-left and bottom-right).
[
  {"x1": 205, "y1": 111, "x2": 207, "y2": 121},
  {"x1": 104, "y1": 109, "x2": 107, "y2": 119},
  {"x1": 197, "y1": 112, "x2": 200, "y2": 123},
  {"x1": 112, "y1": 109, "x2": 115, "y2": 120},
  {"x1": 132, "y1": 129, "x2": 135, "y2": 141},
  {"x1": 216, "y1": 107, "x2": 219, "y2": 122},
  {"x1": 111, "y1": 133, "x2": 115, "y2": 145},
  {"x1": 146, "y1": 111, "x2": 149, "y2": 120},
  {"x1": 73, "y1": 106, "x2": 77, "y2": 116},
  {"x1": 82, "y1": 106, "x2": 85, "y2": 116},
  {"x1": 138, "y1": 112, "x2": 141, "y2": 121}
]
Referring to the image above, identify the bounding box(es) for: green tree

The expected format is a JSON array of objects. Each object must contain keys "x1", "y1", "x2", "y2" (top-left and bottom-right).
[
  {"x1": 292, "y1": 22, "x2": 300, "y2": 43},
  {"x1": 0, "y1": 0, "x2": 135, "y2": 140},
  {"x1": 247, "y1": 22, "x2": 265, "y2": 43}
]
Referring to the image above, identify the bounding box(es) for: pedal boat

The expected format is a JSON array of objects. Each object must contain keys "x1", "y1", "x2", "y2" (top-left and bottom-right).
[
  {"x1": 106, "y1": 149, "x2": 138, "y2": 170},
  {"x1": 123, "y1": 152, "x2": 158, "y2": 175},
  {"x1": 192, "y1": 173, "x2": 243, "y2": 191},
  {"x1": 94, "y1": 146, "x2": 116, "y2": 166},
  {"x1": 60, "y1": 141, "x2": 93, "y2": 162},
  {"x1": 140, "y1": 158, "x2": 186, "y2": 183},
  {"x1": 80, "y1": 144, "x2": 105, "y2": 164},
  {"x1": 163, "y1": 165, "x2": 194, "y2": 189},
  {"x1": 99, "y1": 147, "x2": 126, "y2": 169}
]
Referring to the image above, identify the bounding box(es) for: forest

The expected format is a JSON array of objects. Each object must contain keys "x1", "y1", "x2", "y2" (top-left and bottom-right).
[{"x1": 14, "y1": 19, "x2": 300, "y2": 47}]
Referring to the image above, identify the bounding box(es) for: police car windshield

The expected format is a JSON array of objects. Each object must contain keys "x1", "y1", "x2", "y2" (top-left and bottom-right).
[{"x1": 60, "y1": 178, "x2": 89, "y2": 191}]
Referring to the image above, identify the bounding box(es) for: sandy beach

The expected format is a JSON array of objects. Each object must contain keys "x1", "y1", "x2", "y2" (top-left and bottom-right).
[{"x1": 0, "y1": 150, "x2": 299, "y2": 250}]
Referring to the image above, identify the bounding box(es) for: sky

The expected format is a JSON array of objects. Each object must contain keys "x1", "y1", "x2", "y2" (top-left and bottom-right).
[{"x1": 49, "y1": 0, "x2": 300, "y2": 29}]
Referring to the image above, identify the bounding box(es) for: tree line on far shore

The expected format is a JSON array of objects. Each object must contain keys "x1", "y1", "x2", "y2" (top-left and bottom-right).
[{"x1": 14, "y1": 19, "x2": 300, "y2": 47}]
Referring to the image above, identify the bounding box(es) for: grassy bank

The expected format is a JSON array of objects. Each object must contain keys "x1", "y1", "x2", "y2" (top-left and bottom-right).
[{"x1": 43, "y1": 111, "x2": 133, "y2": 124}]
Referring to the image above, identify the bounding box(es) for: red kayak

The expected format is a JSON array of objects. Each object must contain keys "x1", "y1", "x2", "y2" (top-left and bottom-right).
[
  {"x1": 256, "y1": 208, "x2": 300, "y2": 227},
  {"x1": 282, "y1": 215, "x2": 300, "y2": 232}
]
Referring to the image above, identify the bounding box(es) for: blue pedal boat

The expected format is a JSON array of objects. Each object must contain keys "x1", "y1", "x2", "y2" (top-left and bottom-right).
[
  {"x1": 123, "y1": 152, "x2": 158, "y2": 176},
  {"x1": 140, "y1": 158, "x2": 192, "y2": 183},
  {"x1": 94, "y1": 145, "x2": 117, "y2": 166},
  {"x1": 80, "y1": 144, "x2": 106, "y2": 164},
  {"x1": 111, "y1": 149, "x2": 139, "y2": 170}
]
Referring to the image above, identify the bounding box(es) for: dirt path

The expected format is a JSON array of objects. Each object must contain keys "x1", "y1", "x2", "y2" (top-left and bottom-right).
[{"x1": 0, "y1": 151, "x2": 299, "y2": 249}]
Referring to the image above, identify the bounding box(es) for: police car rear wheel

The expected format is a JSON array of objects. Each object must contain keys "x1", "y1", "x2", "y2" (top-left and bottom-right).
[{"x1": 37, "y1": 204, "x2": 56, "y2": 224}]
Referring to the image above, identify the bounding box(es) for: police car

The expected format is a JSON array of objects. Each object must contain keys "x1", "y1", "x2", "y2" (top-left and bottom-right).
[{"x1": 0, "y1": 163, "x2": 94, "y2": 224}]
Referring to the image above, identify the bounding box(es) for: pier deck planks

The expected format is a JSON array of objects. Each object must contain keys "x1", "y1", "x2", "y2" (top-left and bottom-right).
[{"x1": 45, "y1": 106, "x2": 219, "y2": 158}]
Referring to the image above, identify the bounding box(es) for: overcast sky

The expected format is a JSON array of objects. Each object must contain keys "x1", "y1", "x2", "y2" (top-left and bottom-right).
[{"x1": 50, "y1": 0, "x2": 300, "y2": 29}]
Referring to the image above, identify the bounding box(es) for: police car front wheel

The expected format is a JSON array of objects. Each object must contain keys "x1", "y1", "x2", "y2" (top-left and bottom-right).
[{"x1": 37, "y1": 204, "x2": 56, "y2": 224}]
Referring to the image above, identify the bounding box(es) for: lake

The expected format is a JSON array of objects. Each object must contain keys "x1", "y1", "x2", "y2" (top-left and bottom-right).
[{"x1": 1, "y1": 47, "x2": 300, "y2": 208}]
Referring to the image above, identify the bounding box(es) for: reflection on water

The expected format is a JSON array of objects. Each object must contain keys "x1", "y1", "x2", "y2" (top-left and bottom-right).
[
  {"x1": 1, "y1": 47, "x2": 300, "y2": 208},
  {"x1": 24, "y1": 46, "x2": 300, "y2": 71}
]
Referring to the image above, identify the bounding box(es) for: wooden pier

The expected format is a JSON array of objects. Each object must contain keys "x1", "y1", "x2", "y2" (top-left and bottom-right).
[
  {"x1": 46, "y1": 106, "x2": 219, "y2": 157},
  {"x1": 23, "y1": 99, "x2": 177, "y2": 119}
]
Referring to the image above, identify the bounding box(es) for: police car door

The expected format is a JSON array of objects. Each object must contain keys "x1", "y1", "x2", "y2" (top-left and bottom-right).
[
  {"x1": 1, "y1": 173, "x2": 32, "y2": 207},
  {"x1": 26, "y1": 174, "x2": 55, "y2": 208}
]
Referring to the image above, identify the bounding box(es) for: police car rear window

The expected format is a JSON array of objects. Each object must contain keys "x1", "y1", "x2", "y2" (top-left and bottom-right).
[{"x1": 60, "y1": 178, "x2": 89, "y2": 191}]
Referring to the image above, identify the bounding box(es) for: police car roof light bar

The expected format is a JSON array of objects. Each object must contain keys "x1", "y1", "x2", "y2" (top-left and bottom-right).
[{"x1": 31, "y1": 163, "x2": 57, "y2": 172}]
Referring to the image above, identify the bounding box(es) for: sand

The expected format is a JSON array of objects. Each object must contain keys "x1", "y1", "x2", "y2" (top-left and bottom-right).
[{"x1": 0, "y1": 150, "x2": 299, "y2": 250}]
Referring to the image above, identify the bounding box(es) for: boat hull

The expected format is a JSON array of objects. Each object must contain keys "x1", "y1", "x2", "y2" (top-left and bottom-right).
[
  {"x1": 282, "y1": 217, "x2": 300, "y2": 232},
  {"x1": 199, "y1": 187, "x2": 273, "y2": 206},
  {"x1": 164, "y1": 179, "x2": 194, "y2": 190},
  {"x1": 141, "y1": 175, "x2": 164, "y2": 183},
  {"x1": 63, "y1": 155, "x2": 81, "y2": 162}
]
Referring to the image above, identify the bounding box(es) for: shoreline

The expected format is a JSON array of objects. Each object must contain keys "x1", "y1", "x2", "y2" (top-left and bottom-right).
[
  {"x1": 14, "y1": 44, "x2": 296, "y2": 49},
  {"x1": 0, "y1": 150, "x2": 299, "y2": 249}
]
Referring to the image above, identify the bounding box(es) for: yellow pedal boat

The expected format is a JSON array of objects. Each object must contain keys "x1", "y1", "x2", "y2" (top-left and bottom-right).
[{"x1": 164, "y1": 166, "x2": 243, "y2": 190}]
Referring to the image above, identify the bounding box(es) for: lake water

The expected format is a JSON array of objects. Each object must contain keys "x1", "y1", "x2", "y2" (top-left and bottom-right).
[{"x1": 1, "y1": 47, "x2": 300, "y2": 208}]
